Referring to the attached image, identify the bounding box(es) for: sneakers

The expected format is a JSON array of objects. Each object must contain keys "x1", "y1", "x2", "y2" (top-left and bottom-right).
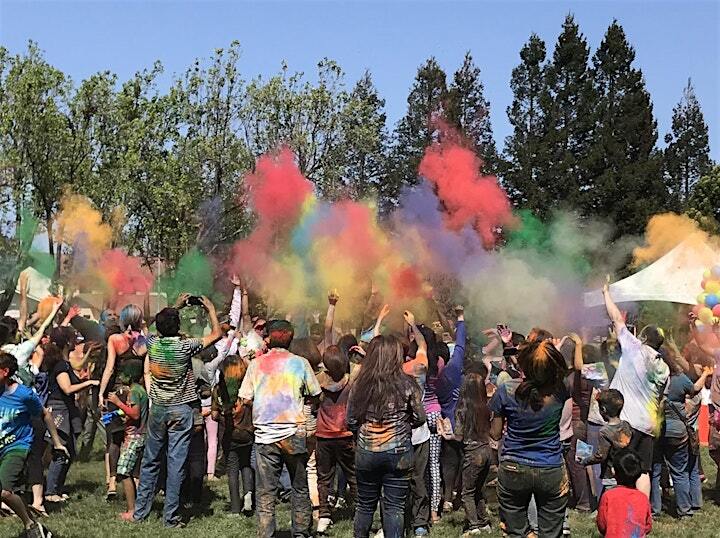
[
  {"x1": 317, "y1": 517, "x2": 333, "y2": 534},
  {"x1": 442, "y1": 500, "x2": 454, "y2": 513},
  {"x1": 415, "y1": 527, "x2": 429, "y2": 537},
  {"x1": 26, "y1": 522, "x2": 52, "y2": 538},
  {"x1": 335, "y1": 496, "x2": 347, "y2": 509},
  {"x1": 463, "y1": 526, "x2": 492, "y2": 537},
  {"x1": 374, "y1": 530, "x2": 384, "y2": 538},
  {"x1": 243, "y1": 491, "x2": 253, "y2": 512}
]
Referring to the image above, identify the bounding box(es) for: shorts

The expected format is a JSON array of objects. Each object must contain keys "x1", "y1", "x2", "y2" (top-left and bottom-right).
[
  {"x1": 0, "y1": 449, "x2": 29, "y2": 492},
  {"x1": 628, "y1": 428, "x2": 654, "y2": 473},
  {"x1": 117, "y1": 435, "x2": 144, "y2": 479}
]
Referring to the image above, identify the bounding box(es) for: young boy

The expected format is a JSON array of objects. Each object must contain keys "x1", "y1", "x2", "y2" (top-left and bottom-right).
[
  {"x1": 107, "y1": 363, "x2": 149, "y2": 520},
  {"x1": 597, "y1": 449, "x2": 652, "y2": 537},
  {"x1": 0, "y1": 352, "x2": 68, "y2": 538},
  {"x1": 579, "y1": 389, "x2": 633, "y2": 492}
]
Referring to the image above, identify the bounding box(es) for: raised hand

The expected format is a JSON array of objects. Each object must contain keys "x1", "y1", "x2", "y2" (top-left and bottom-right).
[
  {"x1": 328, "y1": 289, "x2": 340, "y2": 306},
  {"x1": 403, "y1": 310, "x2": 416, "y2": 326}
]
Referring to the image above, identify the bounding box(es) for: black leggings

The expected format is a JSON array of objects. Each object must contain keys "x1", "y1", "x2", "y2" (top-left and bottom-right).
[
  {"x1": 441, "y1": 438, "x2": 463, "y2": 504},
  {"x1": 26, "y1": 417, "x2": 47, "y2": 487},
  {"x1": 226, "y1": 442, "x2": 254, "y2": 513}
]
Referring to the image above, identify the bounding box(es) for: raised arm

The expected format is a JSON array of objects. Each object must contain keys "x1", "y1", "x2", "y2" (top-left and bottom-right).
[
  {"x1": 200, "y1": 295, "x2": 223, "y2": 348},
  {"x1": 602, "y1": 277, "x2": 625, "y2": 330},
  {"x1": 404, "y1": 310, "x2": 426, "y2": 356},
  {"x1": 18, "y1": 271, "x2": 29, "y2": 333},
  {"x1": 373, "y1": 304, "x2": 391, "y2": 337},
  {"x1": 25, "y1": 299, "x2": 62, "y2": 351},
  {"x1": 568, "y1": 333, "x2": 584, "y2": 371},
  {"x1": 693, "y1": 366, "x2": 714, "y2": 393},
  {"x1": 324, "y1": 290, "x2": 339, "y2": 346},
  {"x1": 431, "y1": 297, "x2": 455, "y2": 339}
]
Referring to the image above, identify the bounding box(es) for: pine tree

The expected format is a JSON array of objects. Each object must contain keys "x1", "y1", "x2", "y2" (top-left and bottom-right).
[
  {"x1": 664, "y1": 79, "x2": 712, "y2": 207},
  {"x1": 540, "y1": 14, "x2": 597, "y2": 213},
  {"x1": 446, "y1": 51, "x2": 499, "y2": 174},
  {"x1": 384, "y1": 57, "x2": 448, "y2": 209},
  {"x1": 503, "y1": 34, "x2": 548, "y2": 208},
  {"x1": 588, "y1": 20, "x2": 668, "y2": 237}
]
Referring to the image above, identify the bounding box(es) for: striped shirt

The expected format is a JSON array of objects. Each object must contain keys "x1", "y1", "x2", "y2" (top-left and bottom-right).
[{"x1": 146, "y1": 335, "x2": 203, "y2": 405}]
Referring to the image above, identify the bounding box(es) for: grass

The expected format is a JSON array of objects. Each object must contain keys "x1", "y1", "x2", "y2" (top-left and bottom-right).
[{"x1": 3, "y1": 449, "x2": 720, "y2": 537}]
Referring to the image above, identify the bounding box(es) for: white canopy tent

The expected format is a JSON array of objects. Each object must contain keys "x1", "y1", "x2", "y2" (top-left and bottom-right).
[{"x1": 584, "y1": 237, "x2": 720, "y2": 307}]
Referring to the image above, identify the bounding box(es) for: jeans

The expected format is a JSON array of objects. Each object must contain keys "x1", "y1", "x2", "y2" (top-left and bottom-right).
[
  {"x1": 46, "y1": 430, "x2": 76, "y2": 495},
  {"x1": 354, "y1": 442, "x2": 413, "y2": 538},
  {"x1": 316, "y1": 436, "x2": 357, "y2": 519},
  {"x1": 497, "y1": 461, "x2": 569, "y2": 538},
  {"x1": 688, "y1": 448, "x2": 702, "y2": 511},
  {"x1": 181, "y1": 426, "x2": 207, "y2": 504},
  {"x1": 255, "y1": 433, "x2": 312, "y2": 537},
  {"x1": 441, "y1": 438, "x2": 463, "y2": 506},
  {"x1": 563, "y1": 435, "x2": 591, "y2": 511},
  {"x1": 226, "y1": 442, "x2": 254, "y2": 513},
  {"x1": 133, "y1": 403, "x2": 194, "y2": 526},
  {"x1": 461, "y1": 444, "x2": 492, "y2": 529},
  {"x1": 652, "y1": 439, "x2": 691, "y2": 517},
  {"x1": 586, "y1": 422, "x2": 604, "y2": 503},
  {"x1": 407, "y1": 440, "x2": 429, "y2": 530}
]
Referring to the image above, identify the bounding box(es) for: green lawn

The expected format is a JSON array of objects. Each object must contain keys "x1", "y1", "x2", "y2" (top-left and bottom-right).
[{"x1": 3, "y1": 450, "x2": 720, "y2": 537}]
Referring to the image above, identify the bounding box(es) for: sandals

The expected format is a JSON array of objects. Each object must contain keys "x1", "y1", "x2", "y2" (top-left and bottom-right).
[{"x1": 29, "y1": 505, "x2": 49, "y2": 518}]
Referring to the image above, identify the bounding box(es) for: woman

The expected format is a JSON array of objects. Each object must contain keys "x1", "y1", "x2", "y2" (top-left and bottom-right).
[
  {"x1": 347, "y1": 335, "x2": 426, "y2": 538},
  {"x1": 98, "y1": 304, "x2": 146, "y2": 499},
  {"x1": 43, "y1": 342, "x2": 99, "y2": 503},
  {"x1": 489, "y1": 339, "x2": 571, "y2": 538}
]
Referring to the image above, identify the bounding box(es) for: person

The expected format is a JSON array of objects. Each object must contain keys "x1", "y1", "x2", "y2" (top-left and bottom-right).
[
  {"x1": 578, "y1": 389, "x2": 633, "y2": 494},
  {"x1": 315, "y1": 344, "x2": 356, "y2": 534},
  {"x1": 42, "y1": 342, "x2": 99, "y2": 503},
  {"x1": 454, "y1": 368, "x2": 492, "y2": 536},
  {"x1": 419, "y1": 324, "x2": 443, "y2": 523},
  {"x1": 0, "y1": 351, "x2": 69, "y2": 538},
  {"x1": 596, "y1": 449, "x2": 652, "y2": 538},
  {"x1": 131, "y1": 293, "x2": 221, "y2": 528},
  {"x1": 603, "y1": 279, "x2": 669, "y2": 496},
  {"x1": 489, "y1": 339, "x2": 571, "y2": 538},
  {"x1": 650, "y1": 345, "x2": 711, "y2": 518},
  {"x1": 106, "y1": 362, "x2": 148, "y2": 520},
  {"x1": 212, "y1": 355, "x2": 255, "y2": 516},
  {"x1": 238, "y1": 319, "x2": 321, "y2": 538},
  {"x1": 346, "y1": 334, "x2": 426, "y2": 538}
]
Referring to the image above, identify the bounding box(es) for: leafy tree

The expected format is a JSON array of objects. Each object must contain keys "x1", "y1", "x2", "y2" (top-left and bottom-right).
[
  {"x1": 588, "y1": 20, "x2": 667, "y2": 237},
  {"x1": 503, "y1": 34, "x2": 548, "y2": 207},
  {"x1": 687, "y1": 165, "x2": 720, "y2": 230},
  {"x1": 664, "y1": 79, "x2": 712, "y2": 206},
  {"x1": 446, "y1": 51, "x2": 499, "y2": 174}
]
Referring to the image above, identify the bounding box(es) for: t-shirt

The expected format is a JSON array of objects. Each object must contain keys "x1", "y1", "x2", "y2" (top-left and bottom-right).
[
  {"x1": 0, "y1": 383, "x2": 43, "y2": 457},
  {"x1": 238, "y1": 348, "x2": 321, "y2": 444},
  {"x1": 609, "y1": 327, "x2": 669, "y2": 437},
  {"x1": 663, "y1": 373, "x2": 694, "y2": 439},
  {"x1": 489, "y1": 377, "x2": 569, "y2": 467},
  {"x1": 597, "y1": 486, "x2": 652, "y2": 538},
  {"x1": 583, "y1": 420, "x2": 633, "y2": 481},
  {"x1": 2, "y1": 341, "x2": 36, "y2": 369},
  {"x1": 146, "y1": 335, "x2": 204, "y2": 406},
  {"x1": 125, "y1": 383, "x2": 149, "y2": 438},
  {"x1": 47, "y1": 361, "x2": 80, "y2": 410}
]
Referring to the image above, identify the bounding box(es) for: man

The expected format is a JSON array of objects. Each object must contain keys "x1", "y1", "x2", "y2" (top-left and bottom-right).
[
  {"x1": 603, "y1": 279, "x2": 669, "y2": 497},
  {"x1": 239, "y1": 319, "x2": 321, "y2": 538},
  {"x1": 0, "y1": 352, "x2": 69, "y2": 538},
  {"x1": 130, "y1": 293, "x2": 221, "y2": 528}
]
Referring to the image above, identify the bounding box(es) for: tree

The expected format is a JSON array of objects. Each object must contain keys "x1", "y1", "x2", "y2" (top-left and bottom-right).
[
  {"x1": 385, "y1": 57, "x2": 448, "y2": 209},
  {"x1": 687, "y1": 165, "x2": 720, "y2": 230},
  {"x1": 664, "y1": 79, "x2": 712, "y2": 207},
  {"x1": 539, "y1": 15, "x2": 597, "y2": 213},
  {"x1": 588, "y1": 20, "x2": 668, "y2": 237},
  {"x1": 502, "y1": 34, "x2": 548, "y2": 208},
  {"x1": 340, "y1": 71, "x2": 388, "y2": 200},
  {"x1": 446, "y1": 51, "x2": 499, "y2": 174}
]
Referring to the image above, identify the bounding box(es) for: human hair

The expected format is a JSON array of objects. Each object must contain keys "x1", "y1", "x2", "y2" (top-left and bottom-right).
[
  {"x1": 527, "y1": 327, "x2": 554, "y2": 343},
  {"x1": 515, "y1": 340, "x2": 568, "y2": 411},
  {"x1": 49, "y1": 326, "x2": 76, "y2": 353},
  {"x1": 337, "y1": 334, "x2": 358, "y2": 359},
  {"x1": 267, "y1": 320, "x2": 294, "y2": 349},
  {"x1": 419, "y1": 325, "x2": 441, "y2": 377},
  {"x1": 0, "y1": 321, "x2": 14, "y2": 346},
  {"x1": 155, "y1": 307, "x2": 181, "y2": 337},
  {"x1": 41, "y1": 343, "x2": 66, "y2": 373},
  {"x1": 597, "y1": 388, "x2": 624, "y2": 419},
  {"x1": 323, "y1": 345, "x2": 348, "y2": 382},
  {"x1": 511, "y1": 332, "x2": 527, "y2": 347},
  {"x1": 436, "y1": 341, "x2": 450, "y2": 364},
  {"x1": 456, "y1": 372, "x2": 490, "y2": 442},
  {"x1": 289, "y1": 337, "x2": 321, "y2": 371},
  {"x1": 221, "y1": 355, "x2": 248, "y2": 408},
  {"x1": 119, "y1": 304, "x2": 144, "y2": 332},
  {"x1": 0, "y1": 351, "x2": 19, "y2": 377},
  {"x1": 640, "y1": 325, "x2": 664, "y2": 351},
  {"x1": 659, "y1": 345, "x2": 683, "y2": 375},
  {"x1": 463, "y1": 358, "x2": 488, "y2": 378},
  {"x1": 614, "y1": 448, "x2": 643, "y2": 488},
  {"x1": 348, "y1": 335, "x2": 416, "y2": 425},
  {"x1": 120, "y1": 360, "x2": 144, "y2": 385}
]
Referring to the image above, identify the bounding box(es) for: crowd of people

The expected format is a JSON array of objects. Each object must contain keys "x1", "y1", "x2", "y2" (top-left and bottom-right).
[{"x1": 1, "y1": 270, "x2": 720, "y2": 538}]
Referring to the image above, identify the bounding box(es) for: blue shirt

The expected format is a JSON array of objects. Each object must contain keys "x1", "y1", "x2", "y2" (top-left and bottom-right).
[
  {"x1": 663, "y1": 373, "x2": 694, "y2": 439},
  {"x1": 0, "y1": 383, "x2": 43, "y2": 456},
  {"x1": 489, "y1": 378, "x2": 569, "y2": 467}
]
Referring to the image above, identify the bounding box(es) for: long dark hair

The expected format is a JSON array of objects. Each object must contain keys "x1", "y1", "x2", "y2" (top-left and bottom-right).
[
  {"x1": 348, "y1": 335, "x2": 415, "y2": 424},
  {"x1": 456, "y1": 372, "x2": 490, "y2": 442},
  {"x1": 515, "y1": 340, "x2": 568, "y2": 411},
  {"x1": 41, "y1": 343, "x2": 65, "y2": 374}
]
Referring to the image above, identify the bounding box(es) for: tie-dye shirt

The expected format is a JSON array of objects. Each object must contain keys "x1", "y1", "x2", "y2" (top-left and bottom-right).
[
  {"x1": 609, "y1": 327, "x2": 669, "y2": 437},
  {"x1": 0, "y1": 383, "x2": 43, "y2": 457},
  {"x1": 238, "y1": 348, "x2": 321, "y2": 444},
  {"x1": 146, "y1": 335, "x2": 204, "y2": 406}
]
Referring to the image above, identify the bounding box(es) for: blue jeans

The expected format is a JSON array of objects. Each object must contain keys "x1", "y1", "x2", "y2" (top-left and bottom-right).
[
  {"x1": 354, "y1": 442, "x2": 413, "y2": 538},
  {"x1": 688, "y1": 448, "x2": 702, "y2": 512},
  {"x1": 133, "y1": 403, "x2": 194, "y2": 526},
  {"x1": 651, "y1": 439, "x2": 691, "y2": 517}
]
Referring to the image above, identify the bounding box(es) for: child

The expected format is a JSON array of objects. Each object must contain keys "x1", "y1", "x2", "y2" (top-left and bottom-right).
[
  {"x1": 579, "y1": 389, "x2": 632, "y2": 493},
  {"x1": 454, "y1": 370, "x2": 492, "y2": 536},
  {"x1": 108, "y1": 363, "x2": 149, "y2": 521},
  {"x1": 212, "y1": 355, "x2": 254, "y2": 516},
  {"x1": 597, "y1": 449, "x2": 652, "y2": 537},
  {"x1": 0, "y1": 352, "x2": 68, "y2": 538}
]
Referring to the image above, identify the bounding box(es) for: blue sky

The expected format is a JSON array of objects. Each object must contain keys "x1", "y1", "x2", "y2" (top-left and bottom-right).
[{"x1": 1, "y1": 0, "x2": 718, "y2": 160}]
